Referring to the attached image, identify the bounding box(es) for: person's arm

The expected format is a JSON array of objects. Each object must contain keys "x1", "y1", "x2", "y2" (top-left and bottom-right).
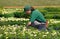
[
  {"x1": 27, "y1": 13, "x2": 38, "y2": 26},
  {"x1": 27, "y1": 21, "x2": 31, "y2": 26},
  {"x1": 30, "y1": 12, "x2": 38, "y2": 23}
]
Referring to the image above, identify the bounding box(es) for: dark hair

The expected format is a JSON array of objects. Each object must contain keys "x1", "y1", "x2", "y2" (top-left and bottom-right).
[
  {"x1": 31, "y1": 7, "x2": 35, "y2": 11},
  {"x1": 24, "y1": 6, "x2": 35, "y2": 12}
]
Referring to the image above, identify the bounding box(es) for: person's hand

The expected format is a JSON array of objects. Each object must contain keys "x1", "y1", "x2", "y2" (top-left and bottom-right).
[{"x1": 27, "y1": 22, "x2": 31, "y2": 26}]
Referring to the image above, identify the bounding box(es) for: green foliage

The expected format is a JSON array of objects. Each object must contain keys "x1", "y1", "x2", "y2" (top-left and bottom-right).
[
  {"x1": 45, "y1": 14, "x2": 60, "y2": 19},
  {"x1": 0, "y1": 13, "x2": 3, "y2": 17},
  {"x1": 0, "y1": 7, "x2": 60, "y2": 39},
  {"x1": 0, "y1": 7, "x2": 60, "y2": 19},
  {"x1": 53, "y1": 14, "x2": 60, "y2": 19},
  {"x1": 0, "y1": 20, "x2": 27, "y2": 26},
  {"x1": 49, "y1": 23, "x2": 60, "y2": 30},
  {"x1": 0, "y1": 24, "x2": 60, "y2": 39},
  {"x1": 13, "y1": 12, "x2": 30, "y2": 18},
  {"x1": 44, "y1": 7, "x2": 60, "y2": 12},
  {"x1": 14, "y1": 12, "x2": 21, "y2": 18},
  {"x1": 3, "y1": 13, "x2": 14, "y2": 18},
  {"x1": 38, "y1": 8, "x2": 48, "y2": 16}
]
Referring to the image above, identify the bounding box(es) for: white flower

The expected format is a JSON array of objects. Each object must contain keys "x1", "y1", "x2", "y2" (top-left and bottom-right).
[
  {"x1": 0, "y1": 34, "x2": 3, "y2": 37},
  {"x1": 12, "y1": 20, "x2": 15, "y2": 21},
  {"x1": 10, "y1": 32, "x2": 16, "y2": 34},
  {"x1": 34, "y1": 34, "x2": 37, "y2": 37},
  {"x1": 43, "y1": 35, "x2": 47, "y2": 37},
  {"x1": 13, "y1": 27, "x2": 17, "y2": 31},
  {"x1": 25, "y1": 19, "x2": 29, "y2": 21},
  {"x1": 23, "y1": 18, "x2": 26, "y2": 21},
  {"x1": 32, "y1": 32, "x2": 36, "y2": 34},
  {"x1": 45, "y1": 32, "x2": 49, "y2": 34},
  {"x1": 23, "y1": 27, "x2": 26, "y2": 31},
  {"x1": 6, "y1": 19, "x2": 8, "y2": 21},
  {"x1": 6, "y1": 37, "x2": 8, "y2": 39},
  {"x1": 52, "y1": 32, "x2": 57, "y2": 36},
  {"x1": 30, "y1": 34, "x2": 33, "y2": 36},
  {"x1": 16, "y1": 19, "x2": 19, "y2": 21},
  {"x1": 24, "y1": 23, "x2": 26, "y2": 24},
  {"x1": 8, "y1": 25, "x2": 11, "y2": 26},
  {"x1": 4, "y1": 32, "x2": 8, "y2": 34}
]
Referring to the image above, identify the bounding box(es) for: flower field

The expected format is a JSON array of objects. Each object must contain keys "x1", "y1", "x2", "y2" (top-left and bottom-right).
[
  {"x1": 0, "y1": 18, "x2": 60, "y2": 39},
  {"x1": 0, "y1": 24, "x2": 60, "y2": 39},
  {"x1": 0, "y1": 7, "x2": 60, "y2": 39}
]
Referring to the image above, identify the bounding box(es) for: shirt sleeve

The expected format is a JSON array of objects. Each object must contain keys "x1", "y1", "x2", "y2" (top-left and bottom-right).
[{"x1": 30, "y1": 12, "x2": 38, "y2": 22}]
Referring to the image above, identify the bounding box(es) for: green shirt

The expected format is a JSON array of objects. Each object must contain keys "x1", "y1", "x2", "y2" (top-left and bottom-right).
[{"x1": 30, "y1": 10, "x2": 46, "y2": 23}]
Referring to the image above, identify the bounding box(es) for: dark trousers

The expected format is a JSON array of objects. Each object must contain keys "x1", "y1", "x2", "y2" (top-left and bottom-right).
[{"x1": 31, "y1": 21, "x2": 46, "y2": 30}]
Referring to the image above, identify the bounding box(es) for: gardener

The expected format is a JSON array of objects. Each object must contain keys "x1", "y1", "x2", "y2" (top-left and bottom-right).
[{"x1": 24, "y1": 5, "x2": 47, "y2": 30}]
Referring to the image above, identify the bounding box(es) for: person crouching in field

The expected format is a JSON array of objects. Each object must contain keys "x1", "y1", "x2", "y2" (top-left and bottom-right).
[{"x1": 24, "y1": 5, "x2": 47, "y2": 30}]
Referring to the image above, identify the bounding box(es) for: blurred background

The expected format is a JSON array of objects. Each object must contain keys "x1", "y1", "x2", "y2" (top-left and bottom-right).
[{"x1": 0, "y1": 0, "x2": 60, "y2": 39}]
